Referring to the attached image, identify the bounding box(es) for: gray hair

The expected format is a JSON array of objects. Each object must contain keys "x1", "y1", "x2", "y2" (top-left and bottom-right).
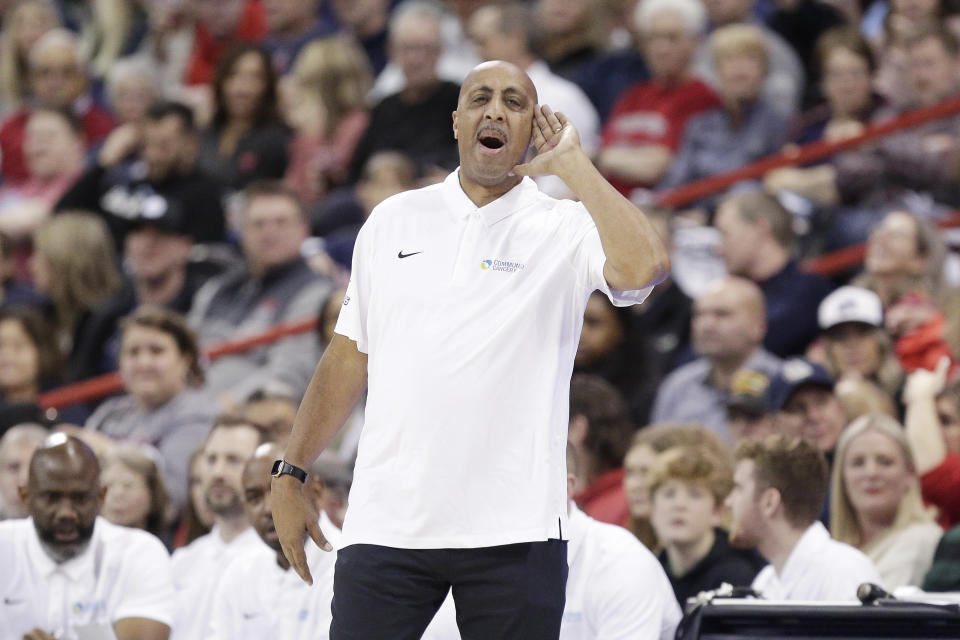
[
  {"x1": 634, "y1": 0, "x2": 707, "y2": 34},
  {"x1": 389, "y1": 0, "x2": 444, "y2": 39},
  {"x1": 105, "y1": 56, "x2": 159, "y2": 106}
]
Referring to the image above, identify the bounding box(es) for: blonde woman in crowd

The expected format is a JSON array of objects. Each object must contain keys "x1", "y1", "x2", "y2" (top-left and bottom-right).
[
  {"x1": 831, "y1": 413, "x2": 943, "y2": 589},
  {"x1": 0, "y1": 0, "x2": 60, "y2": 114},
  {"x1": 283, "y1": 35, "x2": 372, "y2": 207},
  {"x1": 31, "y1": 212, "x2": 121, "y2": 376},
  {"x1": 623, "y1": 422, "x2": 731, "y2": 550},
  {"x1": 101, "y1": 443, "x2": 172, "y2": 540}
]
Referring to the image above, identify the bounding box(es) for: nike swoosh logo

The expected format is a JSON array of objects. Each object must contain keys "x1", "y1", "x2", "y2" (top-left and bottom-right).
[
  {"x1": 242, "y1": 612, "x2": 260, "y2": 619},
  {"x1": 398, "y1": 251, "x2": 423, "y2": 259},
  {"x1": 4, "y1": 597, "x2": 23, "y2": 605}
]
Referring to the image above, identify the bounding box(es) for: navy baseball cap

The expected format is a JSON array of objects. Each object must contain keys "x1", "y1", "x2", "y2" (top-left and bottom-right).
[
  {"x1": 767, "y1": 358, "x2": 835, "y2": 412},
  {"x1": 727, "y1": 369, "x2": 772, "y2": 417}
]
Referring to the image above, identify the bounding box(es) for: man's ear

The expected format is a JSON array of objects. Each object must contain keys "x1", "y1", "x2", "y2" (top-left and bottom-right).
[
  {"x1": 452, "y1": 111, "x2": 458, "y2": 140},
  {"x1": 99, "y1": 485, "x2": 108, "y2": 509},
  {"x1": 568, "y1": 415, "x2": 589, "y2": 448},
  {"x1": 759, "y1": 486, "x2": 781, "y2": 519}
]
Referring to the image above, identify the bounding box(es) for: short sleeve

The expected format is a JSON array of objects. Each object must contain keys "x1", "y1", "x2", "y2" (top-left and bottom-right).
[
  {"x1": 113, "y1": 533, "x2": 176, "y2": 626},
  {"x1": 334, "y1": 217, "x2": 374, "y2": 352},
  {"x1": 568, "y1": 203, "x2": 652, "y2": 307}
]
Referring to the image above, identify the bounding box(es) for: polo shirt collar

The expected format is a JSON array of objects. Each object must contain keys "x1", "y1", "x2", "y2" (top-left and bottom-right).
[
  {"x1": 441, "y1": 168, "x2": 539, "y2": 226},
  {"x1": 25, "y1": 516, "x2": 103, "y2": 582}
]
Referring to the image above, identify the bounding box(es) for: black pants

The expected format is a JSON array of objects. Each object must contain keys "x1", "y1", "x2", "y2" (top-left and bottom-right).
[{"x1": 330, "y1": 540, "x2": 568, "y2": 640}]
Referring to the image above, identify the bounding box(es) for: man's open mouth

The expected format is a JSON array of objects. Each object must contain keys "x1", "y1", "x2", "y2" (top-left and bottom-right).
[{"x1": 478, "y1": 129, "x2": 506, "y2": 150}]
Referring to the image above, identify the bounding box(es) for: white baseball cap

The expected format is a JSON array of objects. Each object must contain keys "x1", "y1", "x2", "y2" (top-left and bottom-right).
[{"x1": 818, "y1": 286, "x2": 883, "y2": 330}]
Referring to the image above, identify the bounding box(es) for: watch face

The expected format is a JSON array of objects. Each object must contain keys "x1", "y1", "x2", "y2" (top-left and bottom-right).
[{"x1": 271, "y1": 460, "x2": 284, "y2": 477}]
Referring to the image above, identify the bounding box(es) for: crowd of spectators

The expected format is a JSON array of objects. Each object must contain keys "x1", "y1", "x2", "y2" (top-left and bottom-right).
[{"x1": 0, "y1": 0, "x2": 960, "y2": 638}]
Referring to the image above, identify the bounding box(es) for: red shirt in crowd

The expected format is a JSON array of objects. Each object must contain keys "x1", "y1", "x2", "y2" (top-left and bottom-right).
[
  {"x1": 895, "y1": 312, "x2": 956, "y2": 375},
  {"x1": 574, "y1": 467, "x2": 631, "y2": 529},
  {"x1": 0, "y1": 100, "x2": 114, "y2": 184},
  {"x1": 185, "y1": 0, "x2": 266, "y2": 86},
  {"x1": 921, "y1": 453, "x2": 960, "y2": 529},
  {"x1": 600, "y1": 78, "x2": 720, "y2": 196}
]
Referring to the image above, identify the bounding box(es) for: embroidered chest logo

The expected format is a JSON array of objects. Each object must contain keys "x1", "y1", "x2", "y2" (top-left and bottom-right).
[{"x1": 480, "y1": 259, "x2": 525, "y2": 273}]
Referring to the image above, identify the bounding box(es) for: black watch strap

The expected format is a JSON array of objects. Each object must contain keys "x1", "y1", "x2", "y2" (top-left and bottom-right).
[{"x1": 271, "y1": 459, "x2": 308, "y2": 483}]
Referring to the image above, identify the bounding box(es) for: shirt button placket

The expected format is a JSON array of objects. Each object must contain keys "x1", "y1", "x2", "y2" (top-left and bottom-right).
[{"x1": 451, "y1": 210, "x2": 482, "y2": 286}]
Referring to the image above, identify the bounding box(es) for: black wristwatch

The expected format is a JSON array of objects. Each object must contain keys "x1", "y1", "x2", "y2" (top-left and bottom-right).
[{"x1": 271, "y1": 459, "x2": 308, "y2": 484}]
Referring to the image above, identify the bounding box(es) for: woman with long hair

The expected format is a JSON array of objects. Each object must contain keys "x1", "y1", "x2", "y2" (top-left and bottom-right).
[
  {"x1": 101, "y1": 443, "x2": 172, "y2": 540},
  {"x1": 196, "y1": 43, "x2": 290, "y2": 191},
  {"x1": 31, "y1": 212, "x2": 121, "y2": 378},
  {"x1": 0, "y1": 0, "x2": 60, "y2": 113},
  {"x1": 0, "y1": 304, "x2": 71, "y2": 432},
  {"x1": 831, "y1": 413, "x2": 942, "y2": 588},
  {"x1": 283, "y1": 35, "x2": 372, "y2": 207}
]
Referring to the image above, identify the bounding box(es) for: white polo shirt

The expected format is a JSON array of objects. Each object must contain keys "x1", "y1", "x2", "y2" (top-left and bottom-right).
[
  {"x1": 169, "y1": 524, "x2": 262, "y2": 640},
  {"x1": 336, "y1": 170, "x2": 651, "y2": 550},
  {"x1": 0, "y1": 516, "x2": 174, "y2": 640},
  {"x1": 751, "y1": 522, "x2": 883, "y2": 601},
  {"x1": 421, "y1": 506, "x2": 680, "y2": 640},
  {"x1": 207, "y1": 513, "x2": 340, "y2": 639},
  {"x1": 561, "y1": 505, "x2": 680, "y2": 640}
]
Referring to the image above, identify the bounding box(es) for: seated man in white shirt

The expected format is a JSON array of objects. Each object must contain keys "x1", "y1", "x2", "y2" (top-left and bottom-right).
[
  {"x1": 726, "y1": 434, "x2": 882, "y2": 601},
  {"x1": 170, "y1": 416, "x2": 269, "y2": 640},
  {"x1": 0, "y1": 433, "x2": 174, "y2": 640},
  {"x1": 423, "y1": 445, "x2": 681, "y2": 640},
  {"x1": 208, "y1": 442, "x2": 339, "y2": 638}
]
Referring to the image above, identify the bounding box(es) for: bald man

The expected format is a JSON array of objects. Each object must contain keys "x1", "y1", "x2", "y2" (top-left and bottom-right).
[
  {"x1": 208, "y1": 443, "x2": 339, "y2": 638},
  {"x1": 272, "y1": 60, "x2": 669, "y2": 639},
  {"x1": 0, "y1": 434, "x2": 174, "y2": 640},
  {"x1": 651, "y1": 277, "x2": 783, "y2": 441},
  {"x1": 466, "y1": 2, "x2": 600, "y2": 199},
  {"x1": 0, "y1": 29, "x2": 113, "y2": 182}
]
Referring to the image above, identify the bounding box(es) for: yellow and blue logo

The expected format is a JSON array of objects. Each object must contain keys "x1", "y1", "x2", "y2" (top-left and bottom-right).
[{"x1": 480, "y1": 258, "x2": 525, "y2": 273}]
